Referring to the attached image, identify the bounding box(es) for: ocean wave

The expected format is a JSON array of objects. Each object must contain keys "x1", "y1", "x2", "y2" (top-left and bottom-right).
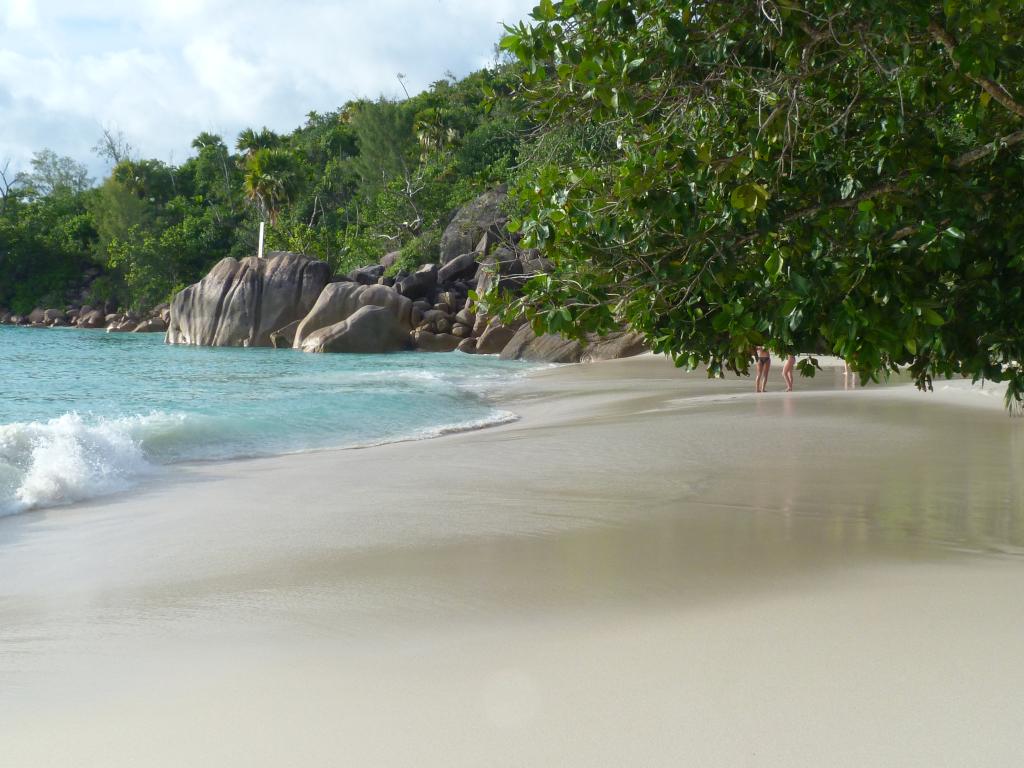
[
  {"x1": 0, "y1": 402, "x2": 522, "y2": 518},
  {"x1": 0, "y1": 412, "x2": 165, "y2": 516}
]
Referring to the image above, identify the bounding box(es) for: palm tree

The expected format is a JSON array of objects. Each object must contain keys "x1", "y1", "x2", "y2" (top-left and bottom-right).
[
  {"x1": 235, "y1": 127, "x2": 282, "y2": 159},
  {"x1": 191, "y1": 131, "x2": 226, "y2": 152},
  {"x1": 243, "y1": 148, "x2": 300, "y2": 226},
  {"x1": 413, "y1": 107, "x2": 459, "y2": 160}
]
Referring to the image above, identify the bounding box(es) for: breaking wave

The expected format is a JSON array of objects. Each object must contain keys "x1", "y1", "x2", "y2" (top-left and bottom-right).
[{"x1": 0, "y1": 412, "x2": 163, "y2": 516}]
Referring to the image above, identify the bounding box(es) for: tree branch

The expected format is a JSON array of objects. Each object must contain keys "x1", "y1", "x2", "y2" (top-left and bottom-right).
[
  {"x1": 951, "y1": 128, "x2": 1024, "y2": 168},
  {"x1": 929, "y1": 19, "x2": 1024, "y2": 120}
]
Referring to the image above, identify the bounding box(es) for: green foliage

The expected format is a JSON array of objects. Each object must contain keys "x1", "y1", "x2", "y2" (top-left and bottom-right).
[
  {"x1": 497, "y1": 0, "x2": 1024, "y2": 409},
  {"x1": 16, "y1": 149, "x2": 92, "y2": 198},
  {"x1": 1, "y1": 59, "x2": 529, "y2": 316},
  {"x1": 0, "y1": 190, "x2": 96, "y2": 312},
  {"x1": 349, "y1": 99, "x2": 417, "y2": 195},
  {"x1": 390, "y1": 230, "x2": 443, "y2": 275}
]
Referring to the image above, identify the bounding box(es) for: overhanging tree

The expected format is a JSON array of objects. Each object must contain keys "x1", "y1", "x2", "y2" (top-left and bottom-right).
[{"x1": 497, "y1": 0, "x2": 1024, "y2": 408}]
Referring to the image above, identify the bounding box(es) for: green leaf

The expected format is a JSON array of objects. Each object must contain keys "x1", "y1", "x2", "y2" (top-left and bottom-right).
[{"x1": 730, "y1": 183, "x2": 767, "y2": 212}]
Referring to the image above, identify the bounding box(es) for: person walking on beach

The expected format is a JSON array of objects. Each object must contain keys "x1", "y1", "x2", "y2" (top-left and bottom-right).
[
  {"x1": 754, "y1": 346, "x2": 771, "y2": 393},
  {"x1": 781, "y1": 354, "x2": 796, "y2": 392}
]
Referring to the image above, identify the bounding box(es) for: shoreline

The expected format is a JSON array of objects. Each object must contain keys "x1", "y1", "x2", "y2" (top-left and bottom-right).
[{"x1": 2, "y1": 354, "x2": 1022, "y2": 766}]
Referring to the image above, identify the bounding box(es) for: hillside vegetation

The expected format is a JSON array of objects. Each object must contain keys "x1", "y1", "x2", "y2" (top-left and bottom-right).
[{"x1": 0, "y1": 63, "x2": 525, "y2": 314}]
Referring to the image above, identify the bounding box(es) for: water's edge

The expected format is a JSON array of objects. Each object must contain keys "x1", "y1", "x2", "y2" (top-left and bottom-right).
[{"x1": 0, "y1": 326, "x2": 543, "y2": 517}]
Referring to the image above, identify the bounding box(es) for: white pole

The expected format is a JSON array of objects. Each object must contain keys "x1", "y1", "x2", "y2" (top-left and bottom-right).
[{"x1": 258, "y1": 221, "x2": 266, "y2": 259}]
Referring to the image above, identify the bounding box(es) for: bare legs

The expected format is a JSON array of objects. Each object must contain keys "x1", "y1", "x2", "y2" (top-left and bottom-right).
[
  {"x1": 781, "y1": 355, "x2": 795, "y2": 392},
  {"x1": 755, "y1": 358, "x2": 771, "y2": 392}
]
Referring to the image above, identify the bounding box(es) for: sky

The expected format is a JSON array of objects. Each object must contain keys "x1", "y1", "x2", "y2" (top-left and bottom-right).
[{"x1": 0, "y1": 0, "x2": 536, "y2": 179}]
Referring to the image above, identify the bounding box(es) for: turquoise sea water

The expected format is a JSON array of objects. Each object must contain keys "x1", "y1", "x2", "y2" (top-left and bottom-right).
[{"x1": 0, "y1": 326, "x2": 532, "y2": 516}]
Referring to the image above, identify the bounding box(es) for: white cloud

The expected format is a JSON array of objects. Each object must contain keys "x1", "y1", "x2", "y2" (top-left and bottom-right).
[
  {"x1": 0, "y1": 0, "x2": 536, "y2": 175},
  {"x1": 3, "y1": 0, "x2": 38, "y2": 29}
]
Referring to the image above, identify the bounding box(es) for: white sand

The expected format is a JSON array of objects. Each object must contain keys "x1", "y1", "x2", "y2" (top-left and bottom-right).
[{"x1": 1, "y1": 355, "x2": 1022, "y2": 766}]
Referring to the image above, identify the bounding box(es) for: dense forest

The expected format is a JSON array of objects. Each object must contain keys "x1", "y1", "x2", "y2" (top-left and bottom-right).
[{"x1": 0, "y1": 59, "x2": 526, "y2": 314}]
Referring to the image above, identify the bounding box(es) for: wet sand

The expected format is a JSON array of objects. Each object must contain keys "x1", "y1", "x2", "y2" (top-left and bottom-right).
[{"x1": 1, "y1": 355, "x2": 1022, "y2": 766}]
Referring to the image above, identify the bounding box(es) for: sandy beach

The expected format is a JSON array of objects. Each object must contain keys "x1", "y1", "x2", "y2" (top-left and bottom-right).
[{"x1": 2, "y1": 355, "x2": 1022, "y2": 767}]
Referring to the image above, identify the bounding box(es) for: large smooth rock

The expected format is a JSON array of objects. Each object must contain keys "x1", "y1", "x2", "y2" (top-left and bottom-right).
[
  {"x1": 395, "y1": 264, "x2": 437, "y2": 301},
  {"x1": 78, "y1": 309, "x2": 107, "y2": 328},
  {"x1": 582, "y1": 332, "x2": 648, "y2": 362},
  {"x1": 476, "y1": 318, "x2": 527, "y2": 355},
  {"x1": 167, "y1": 252, "x2": 331, "y2": 347},
  {"x1": 499, "y1": 325, "x2": 648, "y2": 363},
  {"x1": 133, "y1": 317, "x2": 168, "y2": 333},
  {"x1": 439, "y1": 187, "x2": 507, "y2": 265},
  {"x1": 491, "y1": 246, "x2": 523, "y2": 275},
  {"x1": 298, "y1": 305, "x2": 410, "y2": 354},
  {"x1": 499, "y1": 324, "x2": 583, "y2": 363},
  {"x1": 413, "y1": 330, "x2": 461, "y2": 352},
  {"x1": 293, "y1": 283, "x2": 413, "y2": 349},
  {"x1": 348, "y1": 264, "x2": 385, "y2": 285},
  {"x1": 28, "y1": 308, "x2": 46, "y2": 325},
  {"x1": 437, "y1": 252, "x2": 478, "y2": 285}
]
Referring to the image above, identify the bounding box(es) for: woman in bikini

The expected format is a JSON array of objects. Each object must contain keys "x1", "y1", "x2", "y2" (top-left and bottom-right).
[
  {"x1": 781, "y1": 353, "x2": 796, "y2": 392},
  {"x1": 753, "y1": 346, "x2": 771, "y2": 393}
]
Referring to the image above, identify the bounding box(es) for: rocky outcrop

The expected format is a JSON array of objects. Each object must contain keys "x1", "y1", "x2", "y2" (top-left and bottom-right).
[
  {"x1": 298, "y1": 305, "x2": 411, "y2": 354},
  {"x1": 475, "y1": 318, "x2": 527, "y2": 355},
  {"x1": 348, "y1": 264, "x2": 385, "y2": 285},
  {"x1": 439, "y1": 186, "x2": 508, "y2": 264},
  {"x1": 395, "y1": 264, "x2": 437, "y2": 301},
  {"x1": 132, "y1": 317, "x2": 168, "y2": 333},
  {"x1": 437, "y1": 252, "x2": 478, "y2": 284},
  {"x1": 166, "y1": 251, "x2": 331, "y2": 347},
  {"x1": 500, "y1": 325, "x2": 648, "y2": 364},
  {"x1": 293, "y1": 282, "x2": 413, "y2": 349},
  {"x1": 499, "y1": 325, "x2": 585, "y2": 363},
  {"x1": 0, "y1": 302, "x2": 178, "y2": 331},
  {"x1": 412, "y1": 330, "x2": 461, "y2": 352},
  {"x1": 77, "y1": 309, "x2": 106, "y2": 328},
  {"x1": 581, "y1": 332, "x2": 649, "y2": 362},
  {"x1": 0, "y1": 187, "x2": 645, "y2": 365}
]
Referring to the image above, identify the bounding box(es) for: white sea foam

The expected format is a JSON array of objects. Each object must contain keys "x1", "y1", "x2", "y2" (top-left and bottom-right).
[
  {"x1": 404, "y1": 410, "x2": 520, "y2": 441},
  {"x1": 0, "y1": 412, "x2": 165, "y2": 516}
]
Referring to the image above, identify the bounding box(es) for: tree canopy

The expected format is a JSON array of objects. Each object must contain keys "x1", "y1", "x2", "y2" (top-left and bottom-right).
[{"x1": 497, "y1": 0, "x2": 1024, "y2": 407}]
